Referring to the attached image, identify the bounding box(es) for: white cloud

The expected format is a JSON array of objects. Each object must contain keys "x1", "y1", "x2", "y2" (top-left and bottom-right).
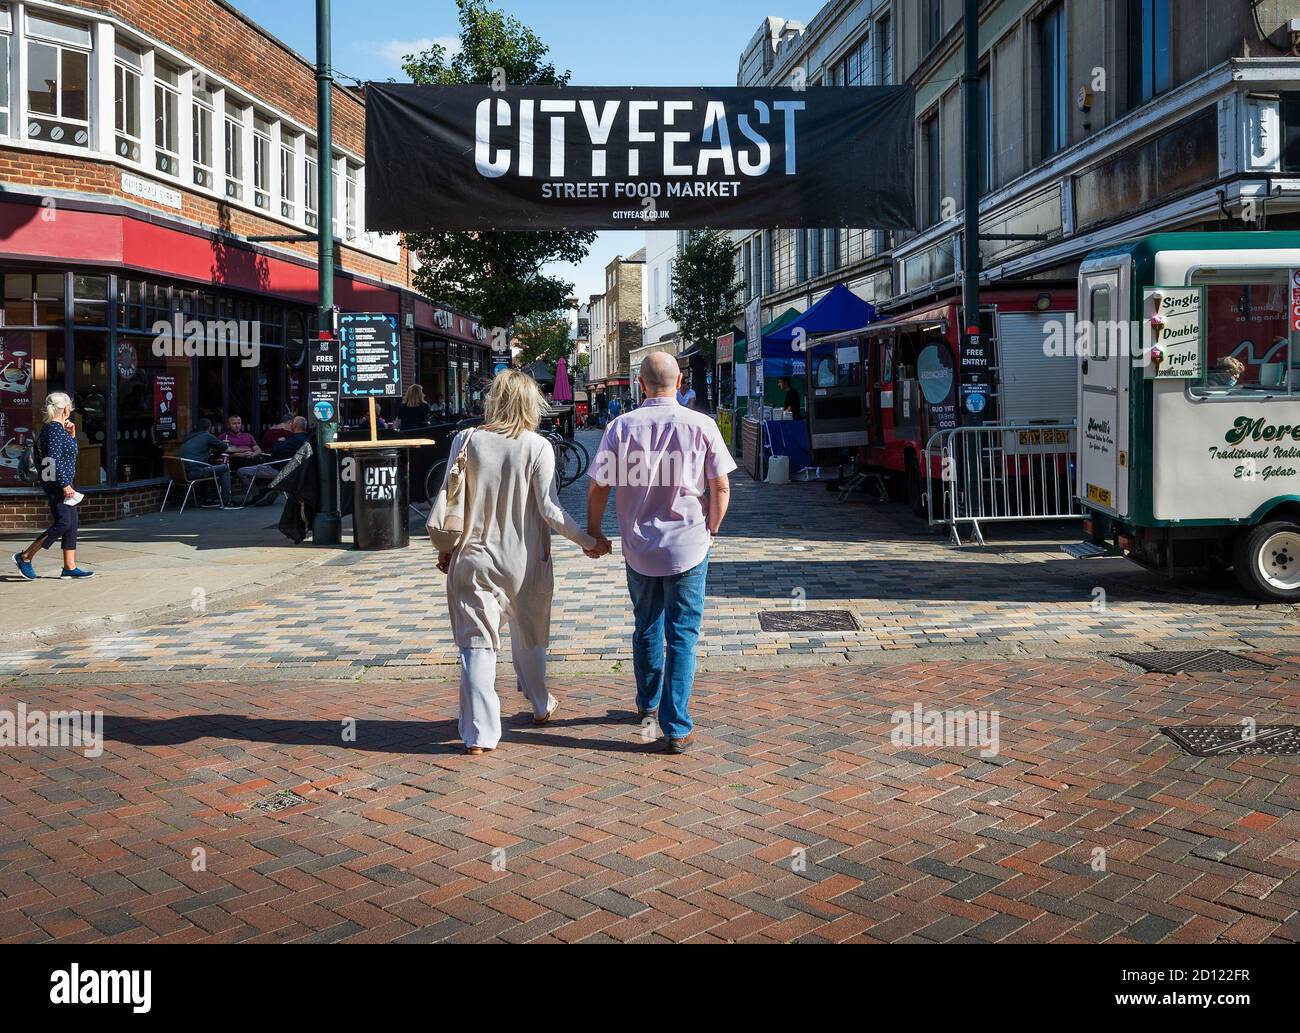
[{"x1": 366, "y1": 35, "x2": 460, "y2": 69}]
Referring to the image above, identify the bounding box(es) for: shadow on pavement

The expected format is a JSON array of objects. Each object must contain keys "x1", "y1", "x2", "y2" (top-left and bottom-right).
[{"x1": 104, "y1": 710, "x2": 657, "y2": 755}]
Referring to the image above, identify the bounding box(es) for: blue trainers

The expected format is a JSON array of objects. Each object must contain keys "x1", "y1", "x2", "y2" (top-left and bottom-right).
[
  {"x1": 59, "y1": 567, "x2": 95, "y2": 579},
  {"x1": 13, "y1": 552, "x2": 36, "y2": 581}
]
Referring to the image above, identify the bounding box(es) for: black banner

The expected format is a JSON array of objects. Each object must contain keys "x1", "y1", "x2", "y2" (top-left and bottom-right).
[{"x1": 364, "y1": 84, "x2": 915, "y2": 232}]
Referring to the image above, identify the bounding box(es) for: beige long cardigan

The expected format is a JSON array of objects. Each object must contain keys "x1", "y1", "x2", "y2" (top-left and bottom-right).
[{"x1": 443, "y1": 428, "x2": 596, "y2": 651}]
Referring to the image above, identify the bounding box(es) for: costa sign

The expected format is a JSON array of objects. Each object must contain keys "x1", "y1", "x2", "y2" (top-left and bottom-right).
[{"x1": 365, "y1": 84, "x2": 915, "y2": 232}]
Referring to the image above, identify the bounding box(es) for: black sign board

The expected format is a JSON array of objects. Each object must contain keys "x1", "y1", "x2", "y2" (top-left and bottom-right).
[
  {"x1": 365, "y1": 84, "x2": 916, "y2": 232},
  {"x1": 307, "y1": 337, "x2": 341, "y2": 423},
  {"x1": 339, "y1": 313, "x2": 401, "y2": 398}
]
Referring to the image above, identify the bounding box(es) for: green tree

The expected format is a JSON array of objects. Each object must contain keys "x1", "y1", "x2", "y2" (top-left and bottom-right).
[
  {"x1": 400, "y1": 0, "x2": 596, "y2": 331},
  {"x1": 513, "y1": 310, "x2": 572, "y2": 368},
  {"x1": 666, "y1": 230, "x2": 743, "y2": 409}
]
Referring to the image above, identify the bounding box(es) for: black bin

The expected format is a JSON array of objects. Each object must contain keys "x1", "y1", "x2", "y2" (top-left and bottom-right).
[{"x1": 350, "y1": 447, "x2": 409, "y2": 550}]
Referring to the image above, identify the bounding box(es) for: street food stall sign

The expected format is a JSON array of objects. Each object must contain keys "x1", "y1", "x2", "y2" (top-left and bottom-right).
[
  {"x1": 339, "y1": 313, "x2": 401, "y2": 397},
  {"x1": 1142, "y1": 287, "x2": 1203, "y2": 379}
]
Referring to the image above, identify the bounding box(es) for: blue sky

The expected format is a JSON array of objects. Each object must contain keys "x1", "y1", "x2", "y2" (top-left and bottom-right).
[{"x1": 228, "y1": 0, "x2": 816, "y2": 306}]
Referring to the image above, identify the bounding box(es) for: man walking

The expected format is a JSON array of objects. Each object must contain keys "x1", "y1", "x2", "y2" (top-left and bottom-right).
[{"x1": 587, "y1": 352, "x2": 735, "y2": 753}]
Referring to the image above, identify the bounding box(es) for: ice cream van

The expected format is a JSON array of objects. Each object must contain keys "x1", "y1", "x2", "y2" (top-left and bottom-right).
[{"x1": 1072, "y1": 231, "x2": 1300, "y2": 600}]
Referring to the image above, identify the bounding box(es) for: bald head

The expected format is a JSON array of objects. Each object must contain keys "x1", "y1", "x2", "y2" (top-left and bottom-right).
[{"x1": 639, "y1": 352, "x2": 682, "y2": 396}]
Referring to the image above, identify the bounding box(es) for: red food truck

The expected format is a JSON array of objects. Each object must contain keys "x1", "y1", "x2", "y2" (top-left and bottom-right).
[{"x1": 804, "y1": 288, "x2": 1078, "y2": 515}]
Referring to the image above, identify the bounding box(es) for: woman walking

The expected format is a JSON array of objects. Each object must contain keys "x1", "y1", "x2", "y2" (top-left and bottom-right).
[
  {"x1": 436, "y1": 370, "x2": 609, "y2": 755},
  {"x1": 13, "y1": 392, "x2": 95, "y2": 580}
]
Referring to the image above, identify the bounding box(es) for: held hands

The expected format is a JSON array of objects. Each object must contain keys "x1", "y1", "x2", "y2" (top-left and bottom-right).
[{"x1": 583, "y1": 534, "x2": 612, "y2": 560}]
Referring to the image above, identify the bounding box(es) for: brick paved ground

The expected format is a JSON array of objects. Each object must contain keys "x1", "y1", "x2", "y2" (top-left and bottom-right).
[
  {"x1": 3, "y1": 430, "x2": 1297, "y2": 679},
  {"x1": 0, "y1": 654, "x2": 1297, "y2": 943}
]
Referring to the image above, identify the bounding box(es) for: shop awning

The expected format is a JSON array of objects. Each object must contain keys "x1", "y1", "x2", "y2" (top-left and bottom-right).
[{"x1": 763, "y1": 283, "x2": 878, "y2": 355}]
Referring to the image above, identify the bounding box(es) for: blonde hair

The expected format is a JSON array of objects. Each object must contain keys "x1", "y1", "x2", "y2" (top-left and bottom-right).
[
  {"x1": 482, "y1": 370, "x2": 543, "y2": 439},
  {"x1": 43, "y1": 392, "x2": 73, "y2": 424},
  {"x1": 404, "y1": 384, "x2": 426, "y2": 406}
]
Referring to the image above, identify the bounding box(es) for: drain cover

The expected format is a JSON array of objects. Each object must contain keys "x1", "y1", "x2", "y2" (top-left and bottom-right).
[
  {"x1": 1161, "y1": 726, "x2": 1300, "y2": 756},
  {"x1": 758, "y1": 609, "x2": 860, "y2": 632},
  {"x1": 1115, "y1": 650, "x2": 1269, "y2": 674},
  {"x1": 252, "y1": 789, "x2": 308, "y2": 813}
]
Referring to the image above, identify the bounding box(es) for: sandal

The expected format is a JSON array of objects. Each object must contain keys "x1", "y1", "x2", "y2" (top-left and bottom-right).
[{"x1": 465, "y1": 745, "x2": 495, "y2": 756}]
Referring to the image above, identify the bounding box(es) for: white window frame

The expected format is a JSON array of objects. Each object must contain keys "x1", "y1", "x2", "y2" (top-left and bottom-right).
[
  {"x1": 252, "y1": 112, "x2": 272, "y2": 210},
  {"x1": 25, "y1": 12, "x2": 93, "y2": 147},
  {"x1": 153, "y1": 61, "x2": 180, "y2": 177},
  {"x1": 0, "y1": 6, "x2": 12, "y2": 137},
  {"x1": 223, "y1": 97, "x2": 244, "y2": 199},
  {"x1": 279, "y1": 130, "x2": 298, "y2": 220},
  {"x1": 113, "y1": 41, "x2": 141, "y2": 161},
  {"x1": 304, "y1": 138, "x2": 319, "y2": 228},
  {"x1": 191, "y1": 84, "x2": 214, "y2": 188},
  {"x1": 345, "y1": 163, "x2": 357, "y2": 240}
]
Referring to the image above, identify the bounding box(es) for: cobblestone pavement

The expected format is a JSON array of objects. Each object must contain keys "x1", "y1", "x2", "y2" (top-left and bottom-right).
[
  {"x1": 2, "y1": 430, "x2": 1296, "y2": 679},
  {"x1": 0, "y1": 654, "x2": 1296, "y2": 943}
]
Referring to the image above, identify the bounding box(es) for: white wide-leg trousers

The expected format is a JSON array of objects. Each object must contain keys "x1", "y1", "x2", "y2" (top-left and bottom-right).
[{"x1": 458, "y1": 635, "x2": 554, "y2": 749}]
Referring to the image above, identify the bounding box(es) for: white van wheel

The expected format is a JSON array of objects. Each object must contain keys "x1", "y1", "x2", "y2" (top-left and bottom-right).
[{"x1": 1235, "y1": 521, "x2": 1300, "y2": 601}]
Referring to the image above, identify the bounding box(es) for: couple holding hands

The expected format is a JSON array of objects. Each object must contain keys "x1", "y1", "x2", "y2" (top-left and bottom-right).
[{"x1": 433, "y1": 354, "x2": 734, "y2": 756}]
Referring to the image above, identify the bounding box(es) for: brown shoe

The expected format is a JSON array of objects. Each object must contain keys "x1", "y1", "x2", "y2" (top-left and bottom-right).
[
  {"x1": 637, "y1": 708, "x2": 655, "y2": 720},
  {"x1": 533, "y1": 698, "x2": 560, "y2": 725},
  {"x1": 465, "y1": 745, "x2": 495, "y2": 756},
  {"x1": 663, "y1": 733, "x2": 695, "y2": 755}
]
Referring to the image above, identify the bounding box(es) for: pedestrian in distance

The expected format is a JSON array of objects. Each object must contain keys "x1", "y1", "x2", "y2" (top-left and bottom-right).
[
  {"x1": 586, "y1": 352, "x2": 735, "y2": 753},
  {"x1": 434, "y1": 369, "x2": 612, "y2": 756},
  {"x1": 13, "y1": 392, "x2": 95, "y2": 581}
]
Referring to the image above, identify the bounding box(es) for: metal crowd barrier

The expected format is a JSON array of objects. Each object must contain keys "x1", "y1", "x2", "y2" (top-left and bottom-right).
[{"x1": 922, "y1": 420, "x2": 1083, "y2": 546}]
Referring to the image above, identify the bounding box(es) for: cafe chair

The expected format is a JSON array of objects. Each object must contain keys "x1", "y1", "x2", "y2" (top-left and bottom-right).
[
  {"x1": 237, "y1": 457, "x2": 294, "y2": 507},
  {"x1": 161, "y1": 456, "x2": 230, "y2": 514}
]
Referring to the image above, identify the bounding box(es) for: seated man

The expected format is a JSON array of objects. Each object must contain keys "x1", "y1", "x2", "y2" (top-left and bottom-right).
[
  {"x1": 178, "y1": 418, "x2": 235, "y2": 505},
  {"x1": 220, "y1": 414, "x2": 263, "y2": 469},
  {"x1": 237, "y1": 417, "x2": 310, "y2": 503},
  {"x1": 260, "y1": 414, "x2": 295, "y2": 454}
]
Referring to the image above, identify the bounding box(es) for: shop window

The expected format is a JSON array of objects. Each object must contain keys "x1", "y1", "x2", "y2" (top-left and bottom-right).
[
  {"x1": 116, "y1": 278, "x2": 144, "y2": 330},
  {"x1": 280, "y1": 134, "x2": 297, "y2": 219},
  {"x1": 75, "y1": 332, "x2": 109, "y2": 482},
  {"x1": 223, "y1": 100, "x2": 244, "y2": 200},
  {"x1": 0, "y1": 329, "x2": 49, "y2": 487},
  {"x1": 114, "y1": 43, "x2": 142, "y2": 161},
  {"x1": 192, "y1": 86, "x2": 214, "y2": 188},
  {"x1": 72, "y1": 274, "x2": 108, "y2": 326},
  {"x1": 25, "y1": 13, "x2": 92, "y2": 147},
  {"x1": 118, "y1": 331, "x2": 189, "y2": 481},
  {"x1": 252, "y1": 114, "x2": 272, "y2": 211},
  {"x1": 4, "y1": 272, "x2": 65, "y2": 326},
  {"x1": 1190, "y1": 275, "x2": 1296, "y2": 398},
  {"x1": 154, "y1": 63, "x2": 181, "y2": 177},
  {"x1": 0, "y1": 6, "x2": 12, "y2": 137},
  {"x1": 304, "y1": 140, "x2": 319, "y2": 227},
  {"x1": 257, "y1": 343, "x2": 284, "y2": 430}
]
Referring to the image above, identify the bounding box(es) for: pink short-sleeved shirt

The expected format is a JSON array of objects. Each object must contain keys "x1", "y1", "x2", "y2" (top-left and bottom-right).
[{"x1": 589, "y1": 396, "x2": 737, "y2": 577}]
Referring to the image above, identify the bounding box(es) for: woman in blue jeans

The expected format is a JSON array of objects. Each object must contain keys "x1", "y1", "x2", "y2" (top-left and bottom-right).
[{"x1": 13, "y1": 392, "x2": 95, "y2": 581}]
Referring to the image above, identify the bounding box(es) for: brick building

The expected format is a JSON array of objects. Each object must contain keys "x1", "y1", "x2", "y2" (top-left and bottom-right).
[
  {"x1": 588, "y1": 249, "x2": 643, "y2": 399},
  {"x1": 0, "y1": 0, "x2": 487, "y2": 528}
]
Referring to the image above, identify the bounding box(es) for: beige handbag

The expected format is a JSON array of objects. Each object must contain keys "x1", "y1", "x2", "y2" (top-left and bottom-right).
[{"x1": 427, "y1": 428, "x2": 475, "y2": 552}]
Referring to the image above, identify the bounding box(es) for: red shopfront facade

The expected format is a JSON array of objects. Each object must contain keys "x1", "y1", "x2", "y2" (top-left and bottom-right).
[
  {"x1": 411, "y1": 297, "x2": 492, "y2": 419},
  {"x1": 0, "y1": 196, "x2": 403, "y2": 526}
]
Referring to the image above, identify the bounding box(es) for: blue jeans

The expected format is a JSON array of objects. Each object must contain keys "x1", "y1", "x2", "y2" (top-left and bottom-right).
[{"x1": 625, "y1": 554, "x2": 708, "y2": 740}]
